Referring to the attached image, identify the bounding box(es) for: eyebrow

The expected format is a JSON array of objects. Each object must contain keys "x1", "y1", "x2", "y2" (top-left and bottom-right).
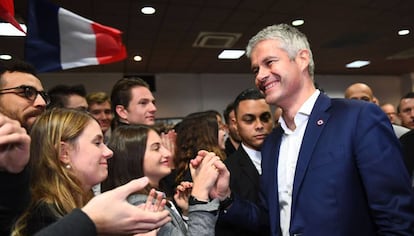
[
  {"x1": 139, "y1": 98, "x2": 156, "y2": 102},
  {"x1": 93, "y1": 134, "x2": 104, "y2": 141},
  {"x1": 150, "y1": 142, "x2": 161, "y2": 149}
]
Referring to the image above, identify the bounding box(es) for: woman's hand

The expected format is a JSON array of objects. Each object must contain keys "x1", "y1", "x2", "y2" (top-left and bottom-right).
[{"x1": 174, "y1": 181, "x2": 193, "y2": 215}]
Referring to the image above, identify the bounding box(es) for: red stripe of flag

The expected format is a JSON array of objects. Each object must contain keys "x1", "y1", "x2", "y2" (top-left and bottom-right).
[{"x1": 92, "y1": 22, "x2": 127, "y2": 64}]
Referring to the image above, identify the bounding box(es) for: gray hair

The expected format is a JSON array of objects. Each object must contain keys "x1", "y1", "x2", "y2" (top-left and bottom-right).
[{"x1": 246, "y1": 24, "x2": 315, "y2": 77}]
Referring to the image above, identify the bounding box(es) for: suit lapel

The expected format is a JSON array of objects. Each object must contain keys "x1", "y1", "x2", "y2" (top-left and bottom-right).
[
  {"x1": 238, "y1": 146, "x2": 260, "y2": 184},
  {"x1": 291, "y1": 93, "x2": 332, "y2": 211},
  {"x1": 261, "y1": 126, "x2": 284, "y2": 227}
]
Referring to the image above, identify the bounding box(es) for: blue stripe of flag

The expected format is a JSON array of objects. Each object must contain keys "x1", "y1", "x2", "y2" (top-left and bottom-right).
[{"x1": 25, "y1": 0, "x2": 61, "y2": 72}]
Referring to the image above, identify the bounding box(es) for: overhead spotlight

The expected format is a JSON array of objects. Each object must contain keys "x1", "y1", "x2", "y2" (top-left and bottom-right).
[
  {"x1": 398, "y1": 29, "x2": 410, "y2": 36},
  {"x1": 0, "y1": 55, "x2": 12, "y2": 60},
  {"x1": 218, "y1": 50, "x2": 245, "y2": 59},
  {"x1": 141, "y1": 6, "x2": 155, "y2": 15},
  {"x1": 133, "y1": 55, "x2": 143, "y2": 61},
  {"x1": 292, "y1": 19, "x2": 304, "y2": 26},
  {"x1": 346, "y1": 60, "x2": 370, "y2": 68}
]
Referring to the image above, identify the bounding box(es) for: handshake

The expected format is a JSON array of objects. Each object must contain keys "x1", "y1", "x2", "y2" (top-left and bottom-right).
[{"x1": 189, "y1": 150, "x2": 231, "y2": 202}]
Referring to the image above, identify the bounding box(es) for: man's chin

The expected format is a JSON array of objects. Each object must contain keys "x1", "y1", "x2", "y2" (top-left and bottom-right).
[
  {"x1": 146, "y1": 119, "x2": 155, "y2": 125},
  {"x1": 25, "y1": 116, "x2": 38, "y2": 130}
]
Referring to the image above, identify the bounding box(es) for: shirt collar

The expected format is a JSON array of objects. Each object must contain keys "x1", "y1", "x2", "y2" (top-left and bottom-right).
[
  {"x1": 241, "y1": 143, "x2": 262, "y2": 159},
  {"x1": 278, "y1": 89, "x2": 321, "y2": 132}
]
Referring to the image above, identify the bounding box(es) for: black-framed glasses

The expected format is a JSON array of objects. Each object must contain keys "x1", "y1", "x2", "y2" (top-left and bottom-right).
[{"x1": 0, "y1": 85, "x2": 50, "y2": 105}]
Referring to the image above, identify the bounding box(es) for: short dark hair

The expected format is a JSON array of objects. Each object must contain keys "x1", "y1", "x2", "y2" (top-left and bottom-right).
[
  {"x1": 233, "y1": 88, "x2": 265, "y2": 116},
  {"x1": 110, "y1": 77, "x2": 149, "y2": 124},
  {"x1": 0, "y1": 59, "x2": 37, "y2": 87},
  {"x1": 223, "y1": 102, "x2": 235, "y2": 125},
  {"x1": 47, "y1": 84, "x2": 87, "y2": 109},
  {"x1": 398, "y1": 92, "x2": 414, "y2": 113}
]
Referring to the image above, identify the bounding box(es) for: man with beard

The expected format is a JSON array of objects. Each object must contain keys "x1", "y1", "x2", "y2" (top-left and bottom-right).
[
  {"x1": 0, "y1": 59, "x2": 49, "y2": 235},
  {"x1": 0, "y1": 59, "x2": 49, "y2": 132}
]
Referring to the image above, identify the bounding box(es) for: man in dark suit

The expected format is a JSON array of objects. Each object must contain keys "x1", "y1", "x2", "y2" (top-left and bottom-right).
[
  {"x1": 400, "y1": 129, "x2": 414, "y2": 181},
  {"x1": 204, "y1": 24, "x2": 414, "y2": 236},
  {"x1": 216, "y1": 88, "x2": 273, "y2": 236}
]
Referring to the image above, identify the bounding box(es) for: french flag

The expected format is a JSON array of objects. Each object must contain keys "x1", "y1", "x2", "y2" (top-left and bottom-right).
[{"x1": 25, "y1": 0, "x2": 127, "y2": 72}]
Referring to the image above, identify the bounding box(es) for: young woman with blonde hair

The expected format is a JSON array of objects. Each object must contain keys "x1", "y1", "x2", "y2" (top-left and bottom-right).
[{"x1": 12, "y1": 108, "x2": 113, "y2": 235}]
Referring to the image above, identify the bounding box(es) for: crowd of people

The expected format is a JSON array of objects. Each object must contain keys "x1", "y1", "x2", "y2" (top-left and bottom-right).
[{"x1": 0, "y1": 23, "x2": 413, "y2": 236}]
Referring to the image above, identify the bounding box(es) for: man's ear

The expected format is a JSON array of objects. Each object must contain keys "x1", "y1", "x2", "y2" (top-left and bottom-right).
[
  {"x1": 59, "y1": 141, "x2": 71, "y2": 164},
  {"x1": 115, "y1": 105, "x2": 128, "y2": 120},
  {"x1": 296, "y1": 49, "x2": 311, "y2": 73},
  {"x1": 231, "y1": 117, "x2": 239, "y2": 133}
]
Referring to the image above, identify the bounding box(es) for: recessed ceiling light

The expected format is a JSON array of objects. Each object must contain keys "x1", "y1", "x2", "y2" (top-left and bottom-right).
[
  {"x1": 218, "y1": 50, "x2": 245, "y2": 59},
  {"x1": 292, "y1": 19, "x2": 304, "y2": 26},
  {"x1": 0, "y1": 55, "x2": 12, "y2": 60},
  {"x1": 0, "y1": 23, "x2": 26, "y2": 36},
  {"x1": 346, "y1": 60, "x2": 370, "y2": 68},
  {"x1": 133, "y1": 55, "x2": 142, "y2": 61},
  {"x1": 141, "y1": 6, "x2": 155, "y2": 15},
  {"x1": 398, "y1": 29, "x2": 410, "y2": 36}
]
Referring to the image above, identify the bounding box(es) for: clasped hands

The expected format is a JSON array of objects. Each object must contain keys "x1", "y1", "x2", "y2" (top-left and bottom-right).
[{"x1": 189, "y1": 150, "x2": 231, "y2": 202}]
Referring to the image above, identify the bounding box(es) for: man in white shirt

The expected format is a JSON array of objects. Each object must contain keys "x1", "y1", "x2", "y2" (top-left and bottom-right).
[{"x1": 204, "y1": 23, "x2": 414, "y2": 236}]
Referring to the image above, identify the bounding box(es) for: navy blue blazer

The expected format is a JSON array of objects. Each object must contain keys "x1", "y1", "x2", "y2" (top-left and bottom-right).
[{"x1": 223, "y1": 92, "x2": 414, "y2": 235}]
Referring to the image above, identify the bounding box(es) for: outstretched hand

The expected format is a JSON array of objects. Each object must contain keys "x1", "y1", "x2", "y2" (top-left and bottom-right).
[{"x1": 82, "y1": 177, "x2": 171, "y2": 235}]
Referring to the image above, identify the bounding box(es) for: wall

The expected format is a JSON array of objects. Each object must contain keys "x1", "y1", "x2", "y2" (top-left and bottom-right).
[{"x1": 39, "y1": 72, "x2": 411, "y2": 119}]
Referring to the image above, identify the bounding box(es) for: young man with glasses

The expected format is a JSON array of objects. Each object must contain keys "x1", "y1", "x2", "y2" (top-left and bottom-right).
[
  {"x1": 0, "y1": 59, "x2": 49, "y2": 132},
  {"x1": 0, "y1": 58, "x2": 50, "y2": 235}
]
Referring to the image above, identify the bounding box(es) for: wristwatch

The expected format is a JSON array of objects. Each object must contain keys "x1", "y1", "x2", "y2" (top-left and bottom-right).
[
  {"x1": 219, "y1": 192, "x2": 234, "y2": 210},
  {"x1": 188, "y1": 195, "x2": 209, "y2": 205}
]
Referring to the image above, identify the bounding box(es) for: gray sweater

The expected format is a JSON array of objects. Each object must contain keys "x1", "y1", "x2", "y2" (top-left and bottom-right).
[{"x1": 127, "y1": 194, "x2": 219, "y2": 236}]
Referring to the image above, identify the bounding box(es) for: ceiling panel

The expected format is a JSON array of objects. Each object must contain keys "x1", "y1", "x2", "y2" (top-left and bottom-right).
[{"x1": 2, "y1": 0, "x2": 413, "y2": 75}]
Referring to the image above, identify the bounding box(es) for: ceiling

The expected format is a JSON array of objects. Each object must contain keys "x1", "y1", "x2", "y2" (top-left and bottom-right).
[{"x1": 4, "y1": 0, "x2": 414, "y2": 76}]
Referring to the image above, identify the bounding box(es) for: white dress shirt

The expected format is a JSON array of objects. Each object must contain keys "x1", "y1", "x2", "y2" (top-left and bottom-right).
[
  {"x1": 277, "y1": 90, "x2": 320, "y2": 236},
  {"x1": 241, "y1": 143, "x2": 262, "y2": 175}
]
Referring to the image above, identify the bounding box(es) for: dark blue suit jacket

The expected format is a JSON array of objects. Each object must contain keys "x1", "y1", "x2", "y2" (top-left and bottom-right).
[{"x1": 223, "y1": 92, "x2": 414, "y2": 235}]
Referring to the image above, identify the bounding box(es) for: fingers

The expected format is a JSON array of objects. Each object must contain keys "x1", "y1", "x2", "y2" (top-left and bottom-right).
[
  {"x1": 128, "y1": 210, "x2": 171, "y2": 234},
  {"x1": 175, "y1": 181, "x2": 193, "y2": 198},
  {"x1": 161, "y1": 130, "x2": 177, "y2": 152},
  {"x1": 144, "y1": 189, "x2": 156, "y2": 211},
  {"x1": 154, "y1": 212, "x2": 171, "y2": 228},
  {"x1": 189, "y1": 150, "x2": 210, "y2": 168},
  {"x1": 118, "y1": 177, "x2": 149, "y2": 199},
  {"x1": 144, "y1": 189, "x2": 167, "y2": 212},
  {"x1": 192, "y1": 151, "x2": 221, "y2": 176},
  {"x1": 0, "y1": 117, "x2": 29, "y2": 146},
  {"x1": 154, "y1": 194, "x2": 166, "y2": 212},
  {"x1": 212, "y1": 157, "x2": 226, "y2": 171}
]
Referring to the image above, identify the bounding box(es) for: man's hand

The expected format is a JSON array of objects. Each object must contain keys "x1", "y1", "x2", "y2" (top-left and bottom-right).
[
  {"x1": 82, "y1": 177, "x2": 171, "y2": 235},
  {"x1": 0, "y1": 114, "x2": 30, "y2": 173},
  {"x1": 190, "y1": 150, "x2": 231, "y2": 201}
]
